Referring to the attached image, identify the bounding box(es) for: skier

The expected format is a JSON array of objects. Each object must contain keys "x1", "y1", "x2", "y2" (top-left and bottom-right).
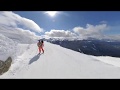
[{"x1": 37, "y1": 40, "x2": 44, "y2": 54}]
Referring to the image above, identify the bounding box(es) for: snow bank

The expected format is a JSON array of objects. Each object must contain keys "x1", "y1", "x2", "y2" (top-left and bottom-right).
[
  {"x1": 0, "y1": 25, "x2": 40, "y2": 62},
  {"x1": 0, "y1": 34, "x2": 18, "y2": 61}
]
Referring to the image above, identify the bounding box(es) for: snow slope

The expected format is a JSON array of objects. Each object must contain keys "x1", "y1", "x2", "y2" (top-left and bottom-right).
[
  {"x1": 91, "y1": 56, "x2": 120, "y2": 68},
  {"x1": 1, "y1": 41, "x2": 120, "y2": 79}
]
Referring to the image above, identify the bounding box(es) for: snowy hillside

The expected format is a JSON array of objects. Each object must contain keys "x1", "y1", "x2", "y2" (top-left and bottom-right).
[
  {"x1": 0, "y1": 33, "x2": 32, "y2": 63},
  {"x1": 1, "y1": 41, "x2": 120, "y2": 79},
  {"x1": 0, "y1": 34, "x2": 18, "y2": 61},
  {"x1": 0, "y1": 24, "x2": 40, "y2": 62}
]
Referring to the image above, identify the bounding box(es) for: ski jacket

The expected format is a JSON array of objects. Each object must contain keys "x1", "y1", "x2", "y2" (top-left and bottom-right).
[{"x1": 37, "y1": 42, "x2": 44, "y2": 47}]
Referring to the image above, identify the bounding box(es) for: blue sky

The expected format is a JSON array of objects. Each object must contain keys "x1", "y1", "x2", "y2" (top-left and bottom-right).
[
  {"x1": 13, "y1": 11, "x2": 120, "y2": 35},
  {"x1": 1, "y1": 11, "x2": 120, "y2": 40}
]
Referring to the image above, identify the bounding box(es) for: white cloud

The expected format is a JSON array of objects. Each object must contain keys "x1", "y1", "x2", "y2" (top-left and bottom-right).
[
  {"x1": 0, "y1": 11, "x2": 43, "y2": 33},
  {"x1": 44, "y1": 24, "x2": 110, "y2": 40},
  {"x1": 45, "y1": 29, "x2": 76, "y2": 38},
  {"x1": 0, "y1": 25, "x2": 41, "y2": 44},
  {"x1": 73, "y1": 24, "x2": 108, "y2": 39}
]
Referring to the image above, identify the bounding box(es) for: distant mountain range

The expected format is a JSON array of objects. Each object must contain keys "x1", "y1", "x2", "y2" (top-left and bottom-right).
[{"x1": 45, "y1": 38, "x2": 120, "y2": 58}]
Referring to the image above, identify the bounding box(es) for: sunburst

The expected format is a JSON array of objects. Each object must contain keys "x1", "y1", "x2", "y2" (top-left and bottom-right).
[{"x1": 45, "y1": 11, "x2": 58, "y2": 17}]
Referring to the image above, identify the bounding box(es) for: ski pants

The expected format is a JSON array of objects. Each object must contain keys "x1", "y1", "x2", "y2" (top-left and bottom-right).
[{"x1": 38, "y1": 46, "x2": 44, "y2": 53}]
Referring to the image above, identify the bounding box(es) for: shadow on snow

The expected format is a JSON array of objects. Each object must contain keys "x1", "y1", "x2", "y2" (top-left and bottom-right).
[{"x1": 29, "y1": 54, "x2": 41, "y2": 64}]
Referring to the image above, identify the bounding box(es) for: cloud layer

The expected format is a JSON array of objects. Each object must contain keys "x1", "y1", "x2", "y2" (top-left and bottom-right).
[
  {"x1": 73, "y1": 24, "x2": 108, "y2": 39},
  {"x1": 0, "y1": 11, "x2": 42, "y2": 43},
  {"x1": 45, "y1": 29, "x2": 76, "y2": 38},
  {"x1": 0, "y1": 11, "x2": 43, "y2": 33},
  {"x1": 45, "y1": 24, "x2": 109, "y2": 40},
  {"x1": 73, "y1": 24, "x2": 107, "y2": 35},
  {"x1": 0, "y1": 25, "x2": 41, "y2": 43},
  {"x1": 44, "y1": 23, "x2": 120, "y2": 40}
]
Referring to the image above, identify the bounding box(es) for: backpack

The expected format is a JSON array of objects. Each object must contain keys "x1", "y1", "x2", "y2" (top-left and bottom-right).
[{"x1": 37, "y1": 42, "x2": 42, "y2": 47}]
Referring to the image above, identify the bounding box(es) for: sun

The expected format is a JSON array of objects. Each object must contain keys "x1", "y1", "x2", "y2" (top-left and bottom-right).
[{"x1": 45, "y1": 11, "x2": 58, "y2": 17}]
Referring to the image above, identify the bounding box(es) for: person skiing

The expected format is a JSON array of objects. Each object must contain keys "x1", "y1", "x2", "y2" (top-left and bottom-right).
[{"x1": 37, "y1": 40, "x2": 44, "y2": 54}]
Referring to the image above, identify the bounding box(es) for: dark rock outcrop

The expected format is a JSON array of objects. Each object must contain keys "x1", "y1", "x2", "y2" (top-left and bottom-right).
[{"x1": 0, "y1": 57, "x2": 12, "y2": 75}]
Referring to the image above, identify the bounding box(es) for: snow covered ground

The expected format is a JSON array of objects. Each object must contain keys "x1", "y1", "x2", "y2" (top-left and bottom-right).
[
  {"x1": 1, "y1": 41, "x2": 120, "y2": 79},
  {"x1": 91, "y1": 56, "x2": 120, "y2": 68}
]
